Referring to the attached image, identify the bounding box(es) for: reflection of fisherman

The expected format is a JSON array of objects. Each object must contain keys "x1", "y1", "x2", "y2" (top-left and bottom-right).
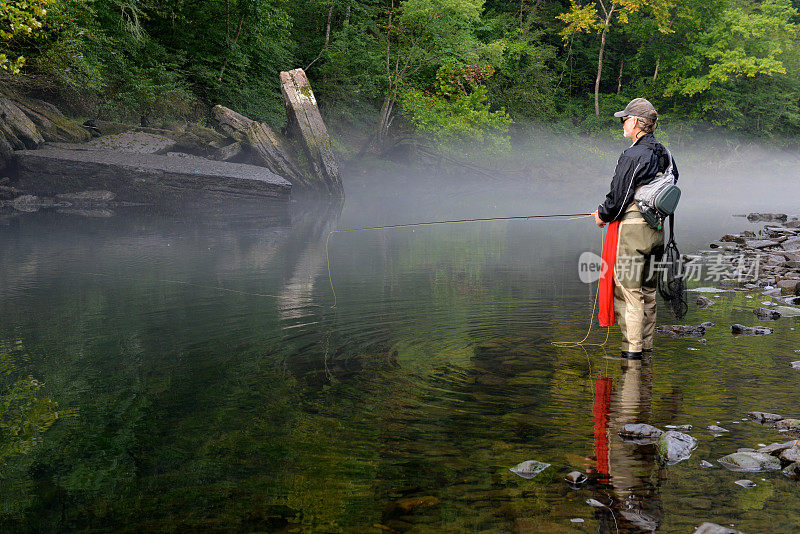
[
  {"x1": 592, "y1": 98, "x2": 679, "y2": 359},
  {"x1": 592, "y1": 355, "x2": 664, "y2": 533}
]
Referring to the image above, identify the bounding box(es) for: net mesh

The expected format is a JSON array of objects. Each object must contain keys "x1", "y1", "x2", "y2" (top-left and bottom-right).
[{"x1": 657, "y1": 216, "x2": 688, "y2": 320}]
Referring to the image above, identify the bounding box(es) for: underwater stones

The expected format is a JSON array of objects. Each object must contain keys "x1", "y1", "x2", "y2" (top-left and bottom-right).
[
  {"x1": 658, "y1": 431, "x2": 698, "y2": 464},
  {"x1": 791, "y1": 361, "x2": 800, "y2": 370},
  {"x1": 700, "y1": 322, "x2": 714, "y2": 328},
  {"x1": 694, "y1": 523, "x2": 744, "y2": 534},
  {"x1": 618, "y1": 423, "x2": 664, "y2": 443},
  {"x1": 753, "y1": 307, "x2": 781, "y2": 320},
  {"x1": 565, "y1": 471, "x2": 587, "y2": 486},
  {"x1": 697, "y1": 296, "x2": 715, "y2": 309},
  {"x1": 774, "y1": 306, "x2": 800, "y2": 317},
  {"x1": 708, "y1": 425, "x2": 729, "y2": 433},
  {"x1": 700, "y1": 460, "x2": 716, "y2": 468},
  {"x1": 775, "y1": 419, "x2": 800, "y2": 432},
  {"x1": 734, "y1": 479, "x2": 757, "y2": 488},
  {"x1": 783, "y1": 463, "x2": 800, "y2": 480},
  {"x1": 748, "y1": 412, "x2": 783, "y2": 424},
  {"x1": 656, "y1": 325, "x2": 706, "y2": 338},
  {"x1": 730, "y1": 324, "x2": 773, "y2": 336},
  {"x1": 666, "y1": 424, "x2": 693, "y2": 431},
  {"x1": 717, "y1": 452, "x2": 781, "y2": 472},
  {"x1": 509, "y1": 460, "x2": 550, "y2": 479}
]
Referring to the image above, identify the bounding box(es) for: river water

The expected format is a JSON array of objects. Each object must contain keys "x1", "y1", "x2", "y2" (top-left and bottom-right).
[{"x1": 1, "y1": 135, "x2": 799, "y2": 532}]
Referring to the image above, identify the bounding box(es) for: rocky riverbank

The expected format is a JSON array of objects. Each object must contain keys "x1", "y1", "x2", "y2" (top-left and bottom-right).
[{"x1": 0, "y1": 68, "x2": 342, "y2": 213}]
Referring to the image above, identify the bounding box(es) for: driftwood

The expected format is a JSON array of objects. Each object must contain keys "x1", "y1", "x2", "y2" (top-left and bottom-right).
[
  {"x1": 212, "y1": 105, "x2": 308, "y2": 187},
  {"x1": 280, "y1": 68, "x2": 343, "y2": 198}
]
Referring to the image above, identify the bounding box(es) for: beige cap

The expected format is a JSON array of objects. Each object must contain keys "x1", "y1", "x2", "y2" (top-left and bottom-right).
[{"x1": 614, "y1": 98, "x2": 658, "y2": 120}]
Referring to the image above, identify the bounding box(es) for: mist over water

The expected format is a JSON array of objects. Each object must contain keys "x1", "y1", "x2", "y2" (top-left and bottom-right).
[{"x1": 1, "y1": 129, "x2": 800, "y2": 531}]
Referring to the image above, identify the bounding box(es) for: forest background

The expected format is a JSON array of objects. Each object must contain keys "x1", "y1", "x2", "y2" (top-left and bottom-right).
[{"x1": 2, "y1": 0, "x2": 800, "y2": 157}]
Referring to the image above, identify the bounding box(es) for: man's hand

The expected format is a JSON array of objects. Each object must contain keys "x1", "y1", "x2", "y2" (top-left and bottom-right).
[{"x1": 592, "y1": 210, "x2": 606, "y2": 228}]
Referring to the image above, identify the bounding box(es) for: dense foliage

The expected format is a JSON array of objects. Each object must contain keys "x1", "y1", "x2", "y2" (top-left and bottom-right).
[{"x1": 2, "y1": 0, "x2": 799, "y2": 148}]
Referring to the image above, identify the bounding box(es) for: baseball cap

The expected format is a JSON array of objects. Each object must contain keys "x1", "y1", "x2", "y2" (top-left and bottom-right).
[{"x1": 613, "y1": 98, "x2": 658, "y2": 120}]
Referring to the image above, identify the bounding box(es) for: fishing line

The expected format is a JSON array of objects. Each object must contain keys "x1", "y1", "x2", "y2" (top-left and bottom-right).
[
  {"x1": 324, "y1": 212, "x2": 610, "y2": 346},
  {"x1": 325, "y1": 212, "x2": 592, "y2": 307}
]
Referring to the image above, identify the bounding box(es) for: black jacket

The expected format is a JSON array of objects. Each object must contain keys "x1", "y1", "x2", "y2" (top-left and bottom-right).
[{"x1": 597, "y1": 133, "x2": 679, "y2": 222}]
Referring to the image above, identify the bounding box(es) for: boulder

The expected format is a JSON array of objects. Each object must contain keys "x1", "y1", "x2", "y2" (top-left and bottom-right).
[
  {"x1": 717, "y1": 451, "x2": 781, "y2": 472},
  {"x1": 757, "y1": 441, "x2": 795, "y2": 455},
  {"x1": 775, "y1": 306, "x2": 800, "y2": 317},
  {"x1": 747, "y1": 212, "x2": 788, "y2": 222},
  {"x1": 658, "y1": 431, "x2": 697, "y2": 464},
  {"x1": 781, "y1": 236, "x2": 800, "y2": 251},
  {"x1": 280, "y1": 68, "x2": 343, "y2": 197},
  {"x1": 84, "y1": 130, "x2": 177, "y2": 154},
  {"x1": 779, "y1": 445, "x2": 800, "y2": 463},
  {"x1": 619, "y1": 423, "x2": 664, "y2": 443},
  {"x1": 748, "y1": 412, "x2": 783, "y2": 424},
  {"x1": 776, "y1": 419, "x2": 800, "y2": 432},
  {"x1": 753, "y1": 307, "x2": 781, "y2": 320},
  {"x1": 730, "y1": 324, "x2": 773, "y2": 336},
  {"x1": 777, "y1": 279, "x2": 800, "y2": 295},
  {"x1": 565, "y1": 471, "x2": 587, "y2": 486}
]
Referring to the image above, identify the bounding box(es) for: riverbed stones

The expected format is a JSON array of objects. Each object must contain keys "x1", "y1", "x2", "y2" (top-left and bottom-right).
[
  {"x1": 774, "y1": 306, "x2": 800, "y2": 317},
  {"x1": 619, "y1": 423, "x2": 664, "y2": 443},
  {"x1": 509, "y1": 460, "x2": 550, "y2": 479},
  {"x1": 656, "y1": 325, "x2": 706, "y2": 338},
  {"x1": 777, "y1": 279, "x2": 800, "y2": 295},
  {"x1": 748, "y1": 411, "x2": 783, "y2": 424},
  {"x1": 734, "y1": 479, "x2": 756, "y2": 488},
  {"x1": 783, "y1": 462, "x2": 800, "y2": 480},
  {"x1": 708, "y1": 425, "x2": 729, "y2": 433},
  {"x1": 658, "y1": 431, "x2": 698, "y2": 464},
  {"x1": 791, "y1": 361, "x2": 800, "y2": 369},
  {"x1": 776, "y1": 419, "x2": 800, "y2": 432},
  {"x1": 717, "y1": 451, "x2": 781, "y2": 472},
  {"x1": 753, "y1": 307, "x2": 781, "y2": 320},
  {"x1": 694, "y1": 523, "x2": 743, "y2": 534},
  {"x1": 730, "y1": 324, "x2": 773, "y2": 335},
  {"x1": 700, "y1": 460, "x2": 715, "y2": 468}
]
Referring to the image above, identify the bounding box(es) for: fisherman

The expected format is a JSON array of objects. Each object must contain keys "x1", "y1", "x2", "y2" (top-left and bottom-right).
[{"x1": 592, "y1": 98, "x2": 678, "y2": 360}]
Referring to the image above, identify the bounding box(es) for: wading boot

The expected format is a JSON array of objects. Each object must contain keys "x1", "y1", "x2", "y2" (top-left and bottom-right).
[{"x1": 621, "y1": 350, "x2": 643, "y2": 360}]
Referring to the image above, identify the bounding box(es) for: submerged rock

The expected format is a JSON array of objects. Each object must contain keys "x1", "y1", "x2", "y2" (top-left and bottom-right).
[
  {"x1": 697, "y1": 296, "x2": 715, "y2": 309},
  {"x1": 783, "y1": 462, "x2": 800, "y2": 480},
  {"x1": 700, "y1": 322, "x2": 715, "y2": 328},
  {"x1": 565, "y1": 471, "x2": 587, "y2": 486},
  {"x1": 748, "y1": 411, "x2": 783, "y2": 423},
  {"x1": 666, "y1": 424, "x2": 693, "y2": 431},
  {"x1": 619, "y1": 423, "x2": 664, "y2": 443},
  {"x1": 753, "y1": 307, "x2": 781, "y2": 320},
  {"x1": 791, "y1": 361, "x2": 800, "y2": 370},
  {"x1": 509, "y1": 460, "x2": 550, "y2": 479},
  {"x1": 658, "y1": 431, "x2": 698, "y2": 464},
  {"x1": 774, "y1": 306, "x2": 800, "y2": 317},
  {"x1": 700, "y1": 460, "x2": 715, "y2": 468},
  {"x1": 694, "y1": 522, "x2": 744, "y2": 534},
  {"x1": 734, "y1": 479, "x2": 757, "y2": 488},
  {"x1": 717, "y1": 451, "x2": 781, "y2": 472},
  {"x1": 731, "y1": 324, "x2": 773, "y2": 336},
  {"x1": 776, "y1": 419, "x2": 800, "y2": 432},
  {"x1": 656, "y1": 325, "x2": 706, "y2": 338},
  {"x1": 708, "y1": 425, "x2": 729, "y2": 433}
]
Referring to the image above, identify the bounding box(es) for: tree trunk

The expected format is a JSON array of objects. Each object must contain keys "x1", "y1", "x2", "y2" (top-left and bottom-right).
[
  {"x1": 616, "y1": 57, "x2": 623, "y2": 94},
  {"x1": 218, "y1": 15, "x2": 244, "y2": 81},
  {"x1": 653, "y1": 56, "x2": 660, "y2": 82},
  {"x1": 594, "y1": 25, "x2": 608, "y2": 117}
]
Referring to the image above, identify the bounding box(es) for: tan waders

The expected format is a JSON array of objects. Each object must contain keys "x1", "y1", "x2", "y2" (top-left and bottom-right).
[{"x1": 613, "y1": 204, "x2": 664, "y2": 354}]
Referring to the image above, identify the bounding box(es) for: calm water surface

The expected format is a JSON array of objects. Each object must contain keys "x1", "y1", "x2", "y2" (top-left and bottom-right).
[{"x1": 1, "y1": 140, "x2": 800, "y2": 532}]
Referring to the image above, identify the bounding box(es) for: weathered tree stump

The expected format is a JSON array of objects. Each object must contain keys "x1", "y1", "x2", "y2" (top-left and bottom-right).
[
  {"x1": 212, "y1": 105, "x2": 309, "y2": 188},
  {"x1": 280, "y1": 68, "x2": 343, "y2": 198}
]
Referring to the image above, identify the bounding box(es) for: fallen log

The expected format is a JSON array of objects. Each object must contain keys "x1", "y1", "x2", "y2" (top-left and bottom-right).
[{"x1": 280, "y1": 68, "x2": 343, "y2": 198}]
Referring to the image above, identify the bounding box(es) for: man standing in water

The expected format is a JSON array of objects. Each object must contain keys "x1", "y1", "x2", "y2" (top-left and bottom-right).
[{"x1": 592, "y1": 98, "x2": 678, "y2": 359}]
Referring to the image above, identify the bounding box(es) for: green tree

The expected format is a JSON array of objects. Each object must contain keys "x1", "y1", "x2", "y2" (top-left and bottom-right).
[{"x1": 0, "y1": 0, "x2": 53, "y2": 73}]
